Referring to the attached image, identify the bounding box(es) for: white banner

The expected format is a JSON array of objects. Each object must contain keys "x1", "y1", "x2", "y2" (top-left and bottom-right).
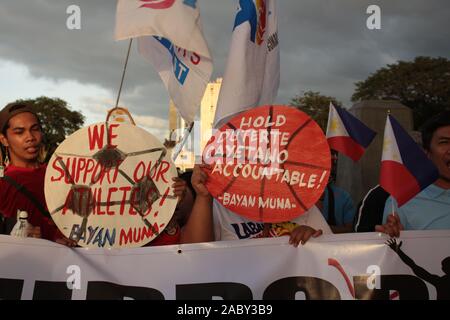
[
  {"x1": 214, "y1": 0, "x2": 280, "y2": 128},
  {"x1": 0, "y1": 231, "x2": 449, "y2": 300}
]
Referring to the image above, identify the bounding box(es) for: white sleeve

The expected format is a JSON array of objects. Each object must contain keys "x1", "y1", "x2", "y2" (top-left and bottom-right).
[
  {"x1": 293, "y1": 206, "x2": 333, "y2": 234},
  {"x1": 212, "y1": 200, "x2": 222, "y2": 241}
]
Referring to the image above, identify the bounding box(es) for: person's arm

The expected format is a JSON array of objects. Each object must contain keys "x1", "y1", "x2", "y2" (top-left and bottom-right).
[
  {"x1": 375, "y1": 213, "x2": 403, "y2": 237},
  {"x1": 288, "y1": 206, "x2": 327, "y2": 246},
  {"x1": 386, "y1": 239, "x2": 440, "y2": 285},
  {"x1": 51, "y1": 224, "x2": 78, "y2": 247},
  {"x1": 171, "y1": 176, "x2": 187, "y2": 202},
  {"x1": 375, "y1": 198, "x2": 404, "y2": 237},
  {"x1": 289, "y1": 226, "x2": 322, "y2": 247},
  {"x1": 180, "y1": 165, "x2": 214, "y2": 244},
  {"x1": 0, "y1": 185, "x2": 18, "y2": 235}
]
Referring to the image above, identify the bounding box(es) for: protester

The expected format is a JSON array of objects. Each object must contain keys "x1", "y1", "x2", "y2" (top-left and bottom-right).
[
  {"x1": 176, "y1": 170, "x2": 196, "y2": 227},
  {"x1": 0, "y1": 102, "x2": 74, "y2": 245},
  {"x1": 354, "y1": 131, "x2": 423, "y2": 233},
  {"x1": 180, "y1": 164, "x2": 332, "y2": 247},
  {"x1": 317, "y1": 151, "x2": 355, "y2": 233},
  {"x1": 376, "y1": 111, "x2": 450, "y2": 237},
  {"x1": 353, "y1": 184, "x2": 390, "y2": 232},
  {"x1": 0, "y1": 101, "x2": 193, "y2": 247},
  {"x1": 146, "y1": 176, "x2": 189, "y2": 246},
  {"x1": 317, "y1": 183, "x2": 355, "y2": 233}
]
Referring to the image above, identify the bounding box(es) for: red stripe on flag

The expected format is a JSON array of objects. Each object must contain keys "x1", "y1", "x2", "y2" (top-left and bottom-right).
[
  {"x1": 380, "y1": 160, "x2": 421, "y2": 206},
  {"x1": 327, "y1": 136, "x2": 365, "y2": 162}
]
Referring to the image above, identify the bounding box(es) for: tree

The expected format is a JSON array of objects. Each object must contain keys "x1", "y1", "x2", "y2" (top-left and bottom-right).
[
  {"x1": 352, "y1": 56, "x2": 450, "y2": 129},
  {"x1": 289, "y1": 91, "x2": 342, "y2": 132},
  {"x1": 15, "y1": 96, "x2": 85, "y2": 162}
]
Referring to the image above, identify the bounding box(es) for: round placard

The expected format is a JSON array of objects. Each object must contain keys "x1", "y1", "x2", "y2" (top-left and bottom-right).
[
  {"x1": 203, "y1": 105, "x2": 331, "y2": 222},
  {"x1": 45, "y1": 122, "x2": 178, "y2": 248}
]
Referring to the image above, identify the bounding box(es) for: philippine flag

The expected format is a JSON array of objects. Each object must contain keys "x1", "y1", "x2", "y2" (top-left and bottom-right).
[
  {"x1": 326, "y1": 103, "x2": 376, "y2": 162},
  {"x1": 380, "y1": 115, "x2": 439, "y2": 206}
]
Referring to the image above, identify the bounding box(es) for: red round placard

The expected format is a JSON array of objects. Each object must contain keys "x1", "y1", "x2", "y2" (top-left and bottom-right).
[{"x1": 203, "y1": 105, "x2": 331, "y2": 223}]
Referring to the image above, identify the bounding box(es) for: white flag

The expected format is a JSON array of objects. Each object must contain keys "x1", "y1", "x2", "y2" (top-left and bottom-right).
[
  {"x1": 115, "y1": 0, "x2": 213, "y2": 123},
  {"x1": 214, "y1": 0, "x2": 280, "y2": 128}
]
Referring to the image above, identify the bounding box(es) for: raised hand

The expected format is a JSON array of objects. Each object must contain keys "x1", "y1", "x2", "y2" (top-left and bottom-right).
[
  {"x1": 386, "y1": 238, "x2": 403, "y2": 252},
  {"x1": 375, "y1": 213, "x2": 404, "y2": 237},
  {"x1": 289, "y1": 225, "x2": 323, "y2": 247},
  {"x1": 191, "y1": 164, "x2": 211, "y2": 198},
  {"x1": 171, "y1": 177, "x2": 187, "y2": 202}
]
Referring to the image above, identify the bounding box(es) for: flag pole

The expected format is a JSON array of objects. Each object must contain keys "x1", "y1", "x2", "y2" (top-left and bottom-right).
[
  {"x1": 106, "y1": 38, "x2": 133, "y2": 146},
  {"x1": 115, "y1": 39, "x2": 133, "y2": 109},
  {"x1": 391, "y1": 200, "x2": 395, "y2": 217},
  {"x1": 387, "y1": 108, "x2": 394, "y2": 217},
  {"x1": 172, "y1": 122, "x2": 194, "y2": 162}
]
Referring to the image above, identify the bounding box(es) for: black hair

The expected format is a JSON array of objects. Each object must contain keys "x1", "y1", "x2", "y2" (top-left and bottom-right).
[
  {"x1": 1, "y1": 101, "x2": 41, "y2": 136},
  {"x1": 442, "y1": 256, "x2": 450, "y2": 274},
  {"x1": 1, "y1": 113, "x2": 42, "y2": 137},
  {"x1": 0, "y1": 122, "x2": 7, "y2": 162},
  {"x1": 1, "y1": 123, "x2": 8, "y2": 135},
  {"x1": 420, "y1": 110, "x2": 450, "y2": 151}
]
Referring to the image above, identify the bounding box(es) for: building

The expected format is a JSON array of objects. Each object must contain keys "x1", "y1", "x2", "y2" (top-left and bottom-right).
[{"x1": 167, "y1": 78, "x2": 222, "y2": 171}]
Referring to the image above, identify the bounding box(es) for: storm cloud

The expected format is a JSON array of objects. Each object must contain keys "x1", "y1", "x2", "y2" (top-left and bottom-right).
[{"x1": 1, "y1": 0, "x2": 449, "y2": 137}]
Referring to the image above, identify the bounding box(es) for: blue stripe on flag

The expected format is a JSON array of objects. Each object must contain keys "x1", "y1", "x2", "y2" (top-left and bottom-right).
[
  {"x1": 389, "y1": 115, "x2": 439, "y2": 190},
  {"x1": 335, "y1": 106, "x2": 376, "y2": 148}
]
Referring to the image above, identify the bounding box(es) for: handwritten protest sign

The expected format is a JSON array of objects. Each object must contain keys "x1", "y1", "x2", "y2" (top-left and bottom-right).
[
  {"x1": 203, "y1": 105, "x2": 331, "y2": 222},
  {"x1": 44, "y1": 123, "x2": 178, "y2": 248}
]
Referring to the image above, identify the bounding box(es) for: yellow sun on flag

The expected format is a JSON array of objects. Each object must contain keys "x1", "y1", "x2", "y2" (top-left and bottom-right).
[
  {"x1": 330, "y1": 118, "x2": 340, "y2": 132},
  {"x1": 383, "y1": 138, "x2": 400, "y2": 161},
  {"x1": 383, "y1": 138, "x2": 392, "y2": 152}
]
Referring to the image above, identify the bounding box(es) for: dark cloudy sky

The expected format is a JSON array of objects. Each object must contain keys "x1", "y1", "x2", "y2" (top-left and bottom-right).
[{"x1": 1, "y1": 0, "x2": 449, "y2": 139}]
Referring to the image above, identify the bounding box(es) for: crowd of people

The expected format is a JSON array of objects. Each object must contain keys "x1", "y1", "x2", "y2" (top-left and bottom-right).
[{"x1": 0, "y1": 101, "x2": 449, "y2": 248}]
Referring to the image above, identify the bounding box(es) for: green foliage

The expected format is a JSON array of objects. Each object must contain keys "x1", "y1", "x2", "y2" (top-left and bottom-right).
[
  {"x1": 289, "y1": 91, "x2": 342, "y2": 132},
  {"x1": 15, "y1": 96, "x2": 85, "y2": 162},
  {"x1": 352, "y1": 56, "x2": 450, "y2": 129}
]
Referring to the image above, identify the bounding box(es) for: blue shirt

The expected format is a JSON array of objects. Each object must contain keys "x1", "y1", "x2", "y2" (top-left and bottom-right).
[
  {"x1": 382, "y1": 184, "x2": 450, "y2": 230},
  {"x1": 321, "y1": 184, "x2": 356, "y2": 226}
]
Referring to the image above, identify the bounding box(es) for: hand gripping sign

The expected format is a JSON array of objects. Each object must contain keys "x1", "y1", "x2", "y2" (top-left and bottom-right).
[
  {"x1": 45, "y1": 122, "x2": 178, "y2": 248},
  {"x1": 203, "y1": 105, "x2": 331, "y2": 223}
]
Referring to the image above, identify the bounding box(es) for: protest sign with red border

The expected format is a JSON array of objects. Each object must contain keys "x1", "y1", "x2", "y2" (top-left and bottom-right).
[
  {"x1": 203, "y1": 105, "x2": 331, "y2": 222},
  {"x1": 44, "y1": 122, "x2": 178, "y2": 248}
]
